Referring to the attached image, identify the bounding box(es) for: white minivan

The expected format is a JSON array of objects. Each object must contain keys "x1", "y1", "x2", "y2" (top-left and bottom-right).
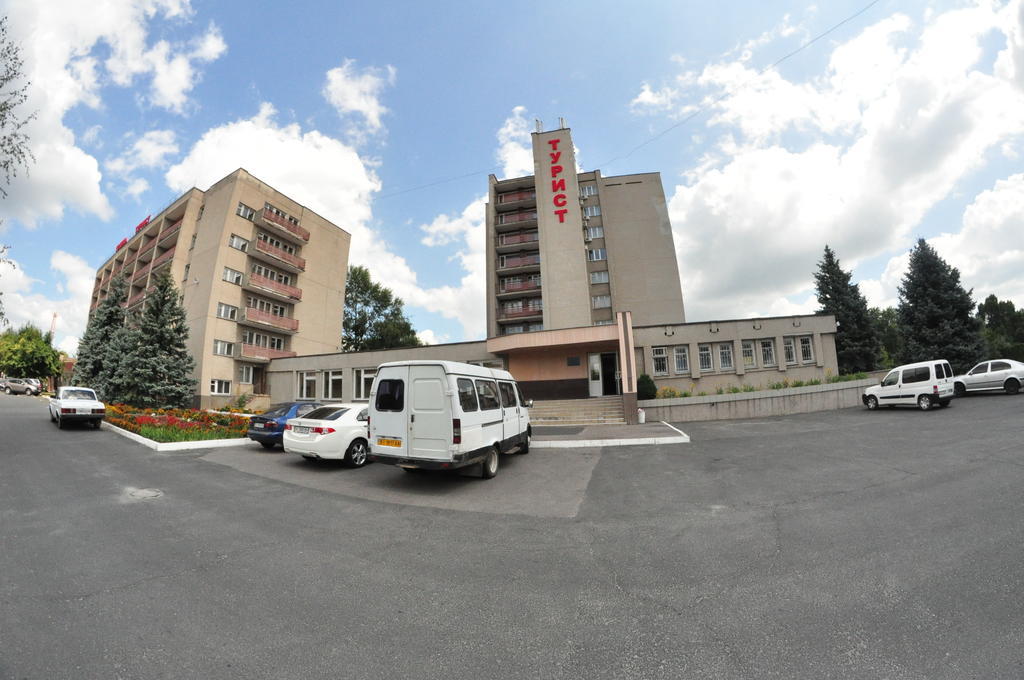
[
  {"x1": 863, "y1": 359, "x2": 955, "y2": 411},
  {"x1": 368, "y1": 361, "x2": 532, "y2": 478}
]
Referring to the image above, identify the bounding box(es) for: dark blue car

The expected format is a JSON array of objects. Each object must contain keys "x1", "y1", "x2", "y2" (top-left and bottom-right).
[{"x1": 248, "y1": 402, "x2": 322, "y2": 449}]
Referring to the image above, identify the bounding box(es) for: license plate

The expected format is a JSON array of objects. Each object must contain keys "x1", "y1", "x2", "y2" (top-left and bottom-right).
[
  {"x1": 253, "y1": 422, "x2": 264, "y2": 429},
  {"x1": 377, "y1": 437, "x2": 402, "y2": 447},
  {"x1": 293, "y1": 426, "x2": 310, "y2": 434},
  {"x1": 77, "y1": 408, "x2": 90, "y2": 414}
]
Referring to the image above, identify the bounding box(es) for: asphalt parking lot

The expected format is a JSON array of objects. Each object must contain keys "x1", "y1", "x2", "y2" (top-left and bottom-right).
[{"x1": 2, "y1": 391, "x2": 1023, "y2": 679}]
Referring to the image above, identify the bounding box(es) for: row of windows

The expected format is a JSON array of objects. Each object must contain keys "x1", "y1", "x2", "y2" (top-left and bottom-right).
[
  {"x1": 239, "y1": 201, "x2": 301, "y2": 228},
  {"x1": 502, "y1": 323, "x2": 544, "y2": 335},
  {"x1": 583, "y1": 205, "x2": 601, "y2": 218},
  {"x1": 296, "y1": 368, "x2": 375, "y2": 400},
  {"x1": 217, "y1": 296, "x2": 288, "y2": 321},
  {"x1": 652, "y1": 336, "x2": 816, "y2": 376},
  {"x1": 376, "y1": 376, "x2": 526, "y2": 414},
  {"x1": 223, "y1": 263, "x2": 293, "y2": 287}
]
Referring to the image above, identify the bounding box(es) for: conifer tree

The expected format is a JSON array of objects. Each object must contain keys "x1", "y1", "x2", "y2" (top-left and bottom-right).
[
  {"x1": 131, "y1": 270, "x2": 196, "y2": 408},
  {"x1": 813, "y1": 245, "x2": 880, "y2": 373},
  {"x1": 72, "y1": 275, "x2": 128, "y2": 396},
  {"x1": 103, "y1": 323, "x2": 145, "y2": 405},
  {"x1": 897, "y1": 239, "x2": 984, "y2": 371}
]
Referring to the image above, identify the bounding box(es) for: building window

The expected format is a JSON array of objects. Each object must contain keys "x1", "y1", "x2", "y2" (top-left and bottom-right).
[
  {"x1": 580, "y1": 184, "x2": 598, "y2": 197},
  {"x1": 222, "y1": 267, "x2": 243, "y2": 285},
  {"x1": 698, "y1": 344, "x2": 713, "y2": 371},
  {"x1": 800, "y1": 336, "x2": 814, "y2": 363},
  {"x1": 586, "y1": 226, "x2": 604, "y2": 240},
  {"x1": 250, "y1": 263, "x2": 291, "y2": 286},
  {"x1": 590, "y1": 270, "x2": 609, "y2": 285},
  {"x1": 257, "y1": 231, "x2": 296, "y2": 255},
  {"x1": 354, "y1": 368, "x2": 376, "y2": 400},
  {"x1": 783, "y1": 337, "x2": 797, "y2": 365},
  {"x1": 587, "y1": 248, "x2": 607, "y2": 262},
  {"x1": 583, "y1": 205, "x2": 602, "y2": 218},
  {"x1": 323, "y1": 370, "x2": 344, "y2": 399},
  {"x1": 760, "y1": 339, "x2": 776, "y2": 367},
  {"x1": 592, "y1": 295, "x2": 611, "y2": 309},
  {"x1": 265, "y1": 202, "x2": 300, "y2": 226},
  {"x1": 210, "y1": 379, "x2": 231, "y2": 395},
  {"x1": 182, "y1": 263, "x2": 190, "y2": 283},
  {"x1": 239, "y1": 365, "x2": 254, "y2": 385},
  {"x1": 189, "y1": 234, "x2": 197, "y2": 250},
  {"x1": 503, "y1": 325, "x2": 524, "y2": 335},
  {"x1": 228, "y1": 234, "x2": 249, "y2": 252},
  {"x1": 719, "y1": 343, "x2": 734, "y2": 370},
  {"x1": 652, "y1": 347, "x2": 668, "y2": 376},
  {"x1": 212, "y1": 340, "x2": 234, "y2": 356},
  {"x1": 742, "y1": 341, "x2": 756, "y2": 368},
  {"x1": 674, "y1": 346, "x2": 689, "y2": 374},
  {"x1": 217, "y1": 302, "x2": 238, "y2": 320},
  {"x1": 592, "y1": 320, "x2": 613, "y2": 326},
  {"x1": 236, "y1": 202, "x2": 256, "y2": 221},
  {"x1": 297, "y1": 371, "x2": 317, "y2": 400}
]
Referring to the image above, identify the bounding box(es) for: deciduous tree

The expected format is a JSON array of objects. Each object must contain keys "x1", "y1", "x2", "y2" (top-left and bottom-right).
[
  {"x1": 0, "y1": 323, "x2": 60, "y2": 379},
  {"x1": 342, "y1": 265, "x2": 422, "y2": 352}
]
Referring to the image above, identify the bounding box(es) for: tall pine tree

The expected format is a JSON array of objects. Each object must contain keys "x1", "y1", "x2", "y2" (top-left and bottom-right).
[
  {"x1": 813, "y1": 245, "x2": 880, "y2": 373},
  {"x1": 131, "y1": 270, "x2": 196, "y2": 408},
  {"x1": 73, "y1": 275, "x2": 128, "y2": 397},
  {"x1": 897, "y1": 239, "x2": 984, "y2": 371}
]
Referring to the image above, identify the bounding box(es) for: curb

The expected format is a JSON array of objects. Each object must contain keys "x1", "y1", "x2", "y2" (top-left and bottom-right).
[
  {"x1": 102, "y1": 421, "x2": 253, "y2": 452},
  {"x1": 534, "y1": 435, "x2": 690, "y2": 449}
]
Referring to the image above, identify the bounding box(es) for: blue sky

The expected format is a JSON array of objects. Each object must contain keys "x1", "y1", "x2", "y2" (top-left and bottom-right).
[{"x1": 1, "y1": 0, "x2": 1022, "y2": 355}]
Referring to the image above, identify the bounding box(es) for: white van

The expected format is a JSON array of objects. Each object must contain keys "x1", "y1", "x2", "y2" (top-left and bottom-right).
[
  {"x1": 368, "y1": 361, "x2": 532, "y2": 478},
  {"x1": 863, "y1": 359, "x2": 955, "y2": 411}
]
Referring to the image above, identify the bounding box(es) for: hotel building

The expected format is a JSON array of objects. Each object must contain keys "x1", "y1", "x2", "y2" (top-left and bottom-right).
[
  {"x1": 266, "y1": 124, "x2": 838, "y2": 419},
  {"x1": 88, "y1": 169, "x2": 350, "y2": 409}
]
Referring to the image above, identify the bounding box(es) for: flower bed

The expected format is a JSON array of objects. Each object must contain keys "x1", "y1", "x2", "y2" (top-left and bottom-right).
[{"x1": 106, "y1": 404, "x2": 249, "y2": 443}]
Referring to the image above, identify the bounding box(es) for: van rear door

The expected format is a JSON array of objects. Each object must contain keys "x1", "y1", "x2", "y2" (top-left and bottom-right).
[
  {"x1": 409, "y1": 364, "x2": 451, "y2": 461},
  {"x1": 372, "y1": 365, "x2": 409, "y2": 458}
]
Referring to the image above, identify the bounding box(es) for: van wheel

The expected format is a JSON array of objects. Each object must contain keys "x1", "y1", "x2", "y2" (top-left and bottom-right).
[
  {"x1": 1005, "y1": 379, "x2": 1020, "y2": 395},
  {"x1": 866, "y1": 396, "x2": 878, "y2": 411},
  {"x1": 481, "y1": 447, "x2": 499, "y2": 479},
  {"x1": 520, "y1": 430, "x2": 531, "y2": 454},
  {"x1": 917, "y1": 395, "x2": 933, "y2": 411},
  {"x1": 345, "y1": 439, "x2": 369, "y2": 467},
  {"x1": 954, "y1": 382, "x2": 966, "y2": 398}
]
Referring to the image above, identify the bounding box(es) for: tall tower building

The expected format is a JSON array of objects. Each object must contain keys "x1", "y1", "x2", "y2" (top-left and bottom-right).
[
  {"x1": 484, "y1": 124, "x2": 686, "y2": 398},
  {"x1": 88, "y1": 169, "x2": 350, "y2": 409}
]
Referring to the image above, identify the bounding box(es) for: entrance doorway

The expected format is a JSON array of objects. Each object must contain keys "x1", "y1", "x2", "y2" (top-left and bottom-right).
[{"x1": 588, "y1": 352, "x2": 621, "y2": 397}]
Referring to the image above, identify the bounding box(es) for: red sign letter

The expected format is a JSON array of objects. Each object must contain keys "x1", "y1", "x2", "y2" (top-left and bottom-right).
[
  {"x1": 554, "y1": 209, "x2": 568, "y2": 223},
  {"x1": 550, "y1": 165, "x2": 563, "y2": 178},
  {"x1": 551, "y1": 178, "x2": 566, "y2": 192},
  {"x1": 553, "y1": 194, "x2": 567, "y2": 207},
  {"x1": 547, "y1": 138, "x2": 560, "y2": 151},
  {"x1": 549, "y1": 151, "x2": 561, "y2": 164}
]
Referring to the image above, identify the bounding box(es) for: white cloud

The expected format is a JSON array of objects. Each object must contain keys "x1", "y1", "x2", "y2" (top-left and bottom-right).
[
  {"x1": 0, "y1": 251, "x2": 95, "y2": 355},
  {"x1": 322, "y1": 59, "x2": 396, "y2": 137},
  {"x1": 634, "y1": 1, "x2": 1024, "y2": 320},
  {"x1": 416, "y1": 329, "x2": 446, "y2": 346},
  {"x1": 0, "y1": 1, "x2": 225, "y2": 229},
  {"x1": 495, "y1": 106, "x2": 533, "y2": 178}
]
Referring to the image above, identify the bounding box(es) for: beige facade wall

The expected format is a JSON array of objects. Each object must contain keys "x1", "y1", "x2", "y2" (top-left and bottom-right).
[
  {"x1": 599, "y1": 172, "x2": 685, "y2": 325},
  {"x1": 632, "y1": 314, "x2": 839, "y2": 394},
  {"x1": 89, "y1": 169, "x2": 350, "y2": 410}
]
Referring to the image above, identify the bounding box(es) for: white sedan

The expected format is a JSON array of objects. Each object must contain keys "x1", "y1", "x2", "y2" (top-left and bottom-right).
[
  {"x1": 954, "y1": 359, "x2": 1024, "y2": 396},
  {"x1": 283, "y1": 403, "x2": 370, "y2": 467},
  {"x1": 49, "y1": 386, "x2": 106, "y2": 429}
]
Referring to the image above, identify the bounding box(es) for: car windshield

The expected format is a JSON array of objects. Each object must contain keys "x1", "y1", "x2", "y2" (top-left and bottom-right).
[
  {"x1": 261, "y1": 404, "x2": 291, "y2": 418},
  {"x1": 301, "y1": 406, "x2": 348, "y2": 421},
  {"x1": 63, "y1": 389, "x2": 97, "y2": 400}
]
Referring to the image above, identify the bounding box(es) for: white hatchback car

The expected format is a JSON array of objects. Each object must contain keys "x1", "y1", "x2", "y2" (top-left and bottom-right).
[
  {"x1": 954, "y1": 359, "x2": 1024, "y2": 396},
  {"x1": 283, "y1": 403, "x2": 370, "y2": 467},
  {"x1": 863, "y1": 359, "x2": 955, "y2": 411}
]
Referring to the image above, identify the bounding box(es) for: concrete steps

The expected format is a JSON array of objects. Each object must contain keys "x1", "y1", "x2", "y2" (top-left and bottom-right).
[{"x1": 529, "y1": 395, "x2": 626, "y2": 426}]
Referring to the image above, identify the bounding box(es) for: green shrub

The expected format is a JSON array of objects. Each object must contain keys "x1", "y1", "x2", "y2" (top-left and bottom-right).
[
  {"x1": 741, "y1": 384, "x2": 757, "y2": 392},
  {"x1": 637, "y1": 374, "x2": 657, "y2": 400},
  {"x1": 656, "y1": 386, "x2": 682, "y2": 399},
  {"x1": 728, "y1": 386, "x2": 742, "y2": 394},
  {"x1": 697, "y1": 391, "x2": 708, "y2": 397},
  {"x1": 715, "y1": 387, "x2": 724, "y2": 395},
  {"x1": 790, "y1": 380, "x2": 805, "y2": 388},
  {"x1": 807, "y1": 379, "x2": 821, "y2": 386},
  {"x1": 826, "y1": 371, "x2": 869, "y2": 384}
]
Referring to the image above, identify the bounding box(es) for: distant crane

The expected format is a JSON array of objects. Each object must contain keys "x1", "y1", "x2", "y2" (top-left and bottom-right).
[{"x1": 49, "y1": 312, "x2": 57, "y2": 336}]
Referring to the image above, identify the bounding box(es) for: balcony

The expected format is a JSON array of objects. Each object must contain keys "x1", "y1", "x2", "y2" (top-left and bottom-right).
[
  {"x1": 244, "y1": 273, "x2": 303, "y2": 301},
  {"x1": 495, "y1": 189, "x2": 537, "y2": 213},
  {"x1": 157, "y1": 219, "x2": 182, "y2": 247},
  {"x1": 239, "y1": 344, "x2": 297, "y2": 362},
  {"x1": 497, "y1": 231, "x2": 539, "y2": 253},
  {"x1": 131, "y1": 262, "x2": 152, "y2": 283},
  {"x1": 253, "y1": 239, "x2": 306, "y2": 272},
  {"x1": 498, "y1": 279, "x2": 541, "y2": 297},
  {"x1": 151, "y1": 246, "x2": 176, "y2": 271},
  {"x1": 497, "y1": 254, "x2": 541, "y2": 273},
  {"x1": 498, "y1": 305, "x2": 543, "y2": 321},
  {"x1": 257, "y1": 208, "x2": 309, "y2": 243},
  {"x1": 125, "y1": 287, "x2": 154, "y2": 308},
  {"x1": 495, "y1": 210, "x2": 538, "y2": 233},
  {"x1": 241, "y1": 307, "x2": 299, "y2": 333}
]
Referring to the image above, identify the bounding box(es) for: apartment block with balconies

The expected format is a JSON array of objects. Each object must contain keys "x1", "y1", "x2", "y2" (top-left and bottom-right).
[{"x1": 88, "y1": 169, "x2": 350, "y2": 409}]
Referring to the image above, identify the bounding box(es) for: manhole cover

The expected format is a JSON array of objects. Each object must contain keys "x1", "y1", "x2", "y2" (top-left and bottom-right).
[{"x1": 128, "y1": 488, "x2": 163, "y2": 500}]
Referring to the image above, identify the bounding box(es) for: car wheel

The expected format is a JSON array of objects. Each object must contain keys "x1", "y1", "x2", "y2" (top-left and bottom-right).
[
  {"x1": 481, "y1": 447, "x2": 499, "y2": 479},
  {"x1": 260, "y1": 441, "x2": 277, "y2": 450},
  {"x1": 953, "y1": 382, "x2": 966, "y2": 398},
  {"x1": 50, "y1": 409, "x2": 56, "y2": 423},
  {"x1": 917, "y1": 394, "x2": 932, "y2": 411},
  {"x1": 4, "y1": 387, "x2": 10, "y2": 394},
  {"x1": 92, "y1": 420, "x2": 102, "y2": 429},
  {"x1": 1005, "y1": 379, "x2": 1020, "y2": 395},
  {"x1": 866, "y1": 396, "x2": 879, "y2": 411},
  {"x1": 57, "y1": 415, "x2": 65, "y2": 429},
  {"x1": 345, "y1": 438, "x2": 369, "y2": 468}
]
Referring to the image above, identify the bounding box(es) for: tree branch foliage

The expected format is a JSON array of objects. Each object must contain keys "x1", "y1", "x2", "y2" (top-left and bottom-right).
[
  {"x1": 814, "y1": 245, "x2": 881, "y2": 373},
  {"x1": 342, "y1": 265, "x2": 422, "y2": 352}
]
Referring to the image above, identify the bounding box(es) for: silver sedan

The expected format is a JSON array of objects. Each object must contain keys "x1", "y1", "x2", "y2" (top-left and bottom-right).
[{"x1": 954, "y1": 359, "x2": 1024, "y2": 396}]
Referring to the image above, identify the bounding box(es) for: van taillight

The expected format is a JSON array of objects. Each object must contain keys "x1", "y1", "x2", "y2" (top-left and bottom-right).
[
  {"x1": 933, "y1": 385, "x2": 939, "y2": 394},
  {"x1": 453, "y1": 418, "x2": 461, "y2": 444}
]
